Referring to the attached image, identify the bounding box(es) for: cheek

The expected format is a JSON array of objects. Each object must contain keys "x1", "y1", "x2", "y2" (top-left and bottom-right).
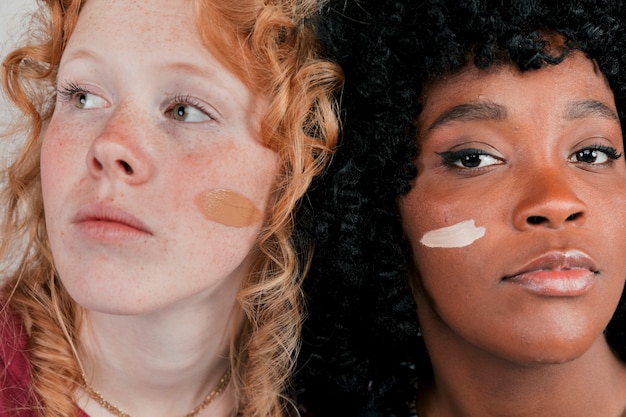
[
  {"x1": 169, "y1": 144, "x2": 279, "y2": 226},
  {"x1": 399, "y1": 186, "x2": 486, "y2": 253},
  {"x1": 419, "y1": 219, "x2": 485, "y2": 248},
  {"x1": 40, "y1": 123, "x2": 75, "y2": 202},
  {"x1": 597, "y1": 192, "x2": 626, "y2": 274},
  {"x1": 222, "y1": 147, "x2": 279, "y2": 208},
  {"x1": 398, "y1": 185, "x2": 493, "y2": 296}
]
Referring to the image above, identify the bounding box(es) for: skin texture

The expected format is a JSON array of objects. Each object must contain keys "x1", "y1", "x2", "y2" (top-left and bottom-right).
[
  {"x1": 398, "y1": 52, "x2": 626, "y2": 416},
  {"x1": 39, "y1": 0, "x2": 277, "y2": 415}
]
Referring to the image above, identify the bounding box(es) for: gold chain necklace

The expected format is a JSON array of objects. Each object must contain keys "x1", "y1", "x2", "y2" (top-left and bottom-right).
[{"x1": 81, "y1": 367, "x2": 232, "y2": 417}]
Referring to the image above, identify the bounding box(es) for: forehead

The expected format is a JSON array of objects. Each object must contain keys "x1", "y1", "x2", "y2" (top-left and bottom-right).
[
  {"x1": 59, "y1": 0, "x2": 253, "y2": 100},
  {"x1": 418, "y1": 52, "x2": 616, "y2": 132},
  {"x1": 66, "y1": 0, "x2": 203, "y2": 62}
]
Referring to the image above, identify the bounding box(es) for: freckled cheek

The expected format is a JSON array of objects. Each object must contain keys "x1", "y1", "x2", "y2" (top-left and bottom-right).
[
  {"x1": 40, "y1": 123, "x2": 79, "y2": 201},
  {"x1": 39, "y1": 123, "x2": 80, "y2": 234},
  {"x1": 41, "y1": 117, "x2": 93, "y2": 174},
  {"x1": 248, "y1": 151, "x2": 280, "y2": 210},
  {"x1": 169, "y1": 147, "x2": 279, "y2": 226}
]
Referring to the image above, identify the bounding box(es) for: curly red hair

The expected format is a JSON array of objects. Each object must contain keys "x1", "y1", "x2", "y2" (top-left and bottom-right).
[{"x1": 1, "y1": 1, "x2": 342, "y2": 416}]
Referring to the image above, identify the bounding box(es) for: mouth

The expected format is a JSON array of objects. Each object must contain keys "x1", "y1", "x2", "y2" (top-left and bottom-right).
[
  {"x1": 72, "y1": 204, "x2": 152, "y2": 238},
  {"x1": 502, "y1": 250, "x2": 599, "y2": 296}
]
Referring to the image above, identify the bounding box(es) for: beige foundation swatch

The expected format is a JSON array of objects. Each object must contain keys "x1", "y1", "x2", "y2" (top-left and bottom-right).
[{"x1": 195, "y1": 189, "x2": 263, "y2": 228}]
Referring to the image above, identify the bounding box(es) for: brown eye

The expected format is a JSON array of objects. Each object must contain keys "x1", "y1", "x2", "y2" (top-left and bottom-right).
[
  {"x1": 437, "y1": 149, "x2": 503, "y2": 169},
  {"x1": 575, "y1": 149, "x2": 604, "y2": 164},
  {"x1": 458, "y1": 154, "x2": 483, "y2": 168},
  {"x1": 569, "y1": 146, "x2": 621, "y2": 165},
  {"x1": 172, "y1": 104, "x2": 187, "y2": 121}
]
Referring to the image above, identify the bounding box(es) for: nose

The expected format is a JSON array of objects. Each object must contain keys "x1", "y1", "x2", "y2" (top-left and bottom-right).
[
  {"x1": 86, "y1": 105, "x2": 153, "y2": 185},
  {"x1": 512, "y1": 167, "x2": 587, "y2": 230}
]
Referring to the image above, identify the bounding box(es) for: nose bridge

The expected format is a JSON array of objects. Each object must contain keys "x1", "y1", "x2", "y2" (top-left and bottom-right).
[
  {"x1": 87, "y1": 101, "x2": 153, "y2": 184},
  {"x1": 512, "y1": 162, "x2": 587, "y2": 230}
]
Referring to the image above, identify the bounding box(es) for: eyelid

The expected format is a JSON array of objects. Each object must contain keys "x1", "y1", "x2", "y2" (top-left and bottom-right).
[
  {"x1": 572, "y1": 135, "x2": 622, "y2": 152},
  {"x1": 571, "y1": 135, "x2": 622, "y2": 160},
  {"x1": 57, "y1": 81, "x2": 80, "y2": 102},
  {"x1": 436, "y1": 148, "x2": 492, "y2": 163}
]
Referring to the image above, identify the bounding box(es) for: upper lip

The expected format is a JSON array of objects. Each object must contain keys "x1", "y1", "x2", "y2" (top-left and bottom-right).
[
  {"x1": 72, "y1": 203, "x2": 152, "y2": 234},
  {"x1": 503, "y1": 250, "x2": 599, "y2": 280}
]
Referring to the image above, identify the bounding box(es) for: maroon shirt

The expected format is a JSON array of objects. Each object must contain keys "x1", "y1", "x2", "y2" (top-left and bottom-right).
[{"x1": 0, "y1": 305, "x2": 88, "y2": 417}]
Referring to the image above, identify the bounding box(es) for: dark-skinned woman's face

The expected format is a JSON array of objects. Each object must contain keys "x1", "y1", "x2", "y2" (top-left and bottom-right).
[{"x1": 399, "y1": 52, "x2": 626, "y2": 365}]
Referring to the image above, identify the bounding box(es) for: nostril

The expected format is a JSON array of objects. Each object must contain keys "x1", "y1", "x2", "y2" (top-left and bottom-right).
[
  {"x1": 118, "y1": 160, "x2": 134, "y2": 175},
  {"x1": 526, "y1": 212, "x2": 583, "y2": 226},
  {"x1": 566, "y1": 212, "x2": 583, "y2": 222},
  {"x1": 527, "y1": 216, "x2": 547, "y2": 225},
  {"x1": 92, "y1": 158, "x2": 103, "y2": 171}
]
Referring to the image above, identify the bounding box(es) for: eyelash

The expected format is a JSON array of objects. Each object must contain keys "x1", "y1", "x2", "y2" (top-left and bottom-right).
[
  {"x1": 437, "y1": 144, "x2": 622, "y2": 171},
  {"x1": 437, "y1": 148, "x2": 502, "y2": 170},
  {"x1": 57, "y1": 81, "x2": 91, "y2": 102},
  {"x1": 57, "y1": 83, "x2": 215, "y2": 121},
  {"x1": 572, "y1": 144, "x2": 622, "y2": 162}
]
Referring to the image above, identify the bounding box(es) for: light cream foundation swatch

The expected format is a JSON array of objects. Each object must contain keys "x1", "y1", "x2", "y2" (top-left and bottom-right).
[{"x1": 420, "y1": 219, "x2": 486, "y2": 248}]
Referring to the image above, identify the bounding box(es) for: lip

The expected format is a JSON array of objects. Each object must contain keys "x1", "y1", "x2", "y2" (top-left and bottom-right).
[
  {"x1": 503, "y1": 250, "x2": 599, "y2": 296},
  {"x1": 71, "y1": 203, "x2": 152, "y2": 239}
]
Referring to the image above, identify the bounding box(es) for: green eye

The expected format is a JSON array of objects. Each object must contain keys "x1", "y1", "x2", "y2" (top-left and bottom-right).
[
  {"x1": 73, "y1": 91, "x2": 107, "y2": 109},
  {"x1": 168, "y1": 101, "x2": 212, "y2": 123}
]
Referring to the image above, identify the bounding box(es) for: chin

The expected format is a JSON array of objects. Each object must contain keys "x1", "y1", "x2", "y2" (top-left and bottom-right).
[
  {"x1": 502, "y1": 334, "x2": 600, "y2": 367},
  {"x1": 73, "y1": 297, "x2": 148, "y2": 316},
  {"x1": 65, "y1": 285, "x2": 157, "y2": 316},
  {"x1": 525, "y1": 350, "x2": 586, "y2": 365}
]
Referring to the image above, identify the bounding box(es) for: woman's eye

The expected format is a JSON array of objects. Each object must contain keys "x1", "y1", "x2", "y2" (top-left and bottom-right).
[
  {"x1": 58, "y1": 84, "x2": 108, "y2": 109},
  {"x1": 437, "y1": 149, "x2": 503, "y2": 169},
  {"x1": 74, "y1": 92, "x2": 107, "y2": 109},
  {"x1": 569, "y1": 146, "x2": 622, "y2": 165},
  {"x1": 169, "y1": 103, "x2": 212, "y2": 123}
]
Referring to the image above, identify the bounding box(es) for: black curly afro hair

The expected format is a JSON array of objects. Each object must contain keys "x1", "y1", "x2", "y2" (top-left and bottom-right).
[{"x1": 292, "y1": 1, "x2": 626, "y2": 416}]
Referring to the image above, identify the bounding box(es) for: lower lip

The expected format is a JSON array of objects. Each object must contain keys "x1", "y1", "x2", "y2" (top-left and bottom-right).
[
  {"x1": 74, "y1": 220, "x2": 150, "y2": 240},
  {"x1": 505, "y1": 269, "x2": 596, "y2": 296}
]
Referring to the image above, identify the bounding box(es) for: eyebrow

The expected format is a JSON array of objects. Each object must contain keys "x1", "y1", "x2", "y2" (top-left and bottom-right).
[
  {"x1": 62, "y1": 48, "x2": 215, "y2": 77},
  {"x1": 59, "y1": 48, "x2": 230, "y2": 96},
  {"x1": 426, "y1": 102, "x2": 507, "y2": 132},
  {"x1": 425, "y1": 98, "x2": 619, "y2": 132},
  {"x1": 60, "y1": 48, "x2": 102, "y2": 65},
  {"x1": 563, "y1": 99, "x2": 619, "y2": 121}
]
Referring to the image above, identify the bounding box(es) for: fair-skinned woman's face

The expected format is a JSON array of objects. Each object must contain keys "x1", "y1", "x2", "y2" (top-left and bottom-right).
[
  {"x1": 398, "y1": 52, "x2": 626, "y2": 365},
  {"x1": 41, "y1": 0, "x2": 278, "y2": 315}
]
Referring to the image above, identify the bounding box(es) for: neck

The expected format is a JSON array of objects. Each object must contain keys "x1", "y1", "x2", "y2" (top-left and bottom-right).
[
  {"x1": 419, "y1": 333, "x2": 626, "y2": 417},
  {"x1": 77, "y1": 295, "x2": 240, "y2": 417}
]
